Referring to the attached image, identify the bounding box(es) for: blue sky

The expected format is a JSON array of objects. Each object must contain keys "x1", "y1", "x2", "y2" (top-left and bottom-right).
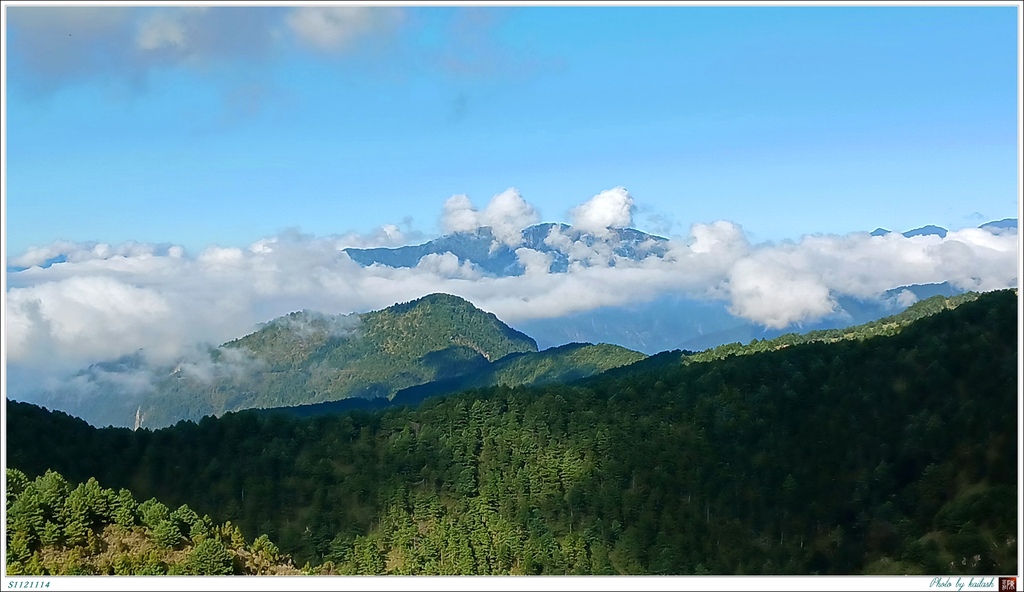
[{"x1": 4, "y1": 5, "x2": 1019, "y2": 257}]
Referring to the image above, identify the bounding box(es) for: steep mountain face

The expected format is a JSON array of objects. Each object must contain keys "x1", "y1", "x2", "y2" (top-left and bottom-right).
[
  {"x1": 33, "y1": 294, "x2": 541, "y2": 429},
  {"x1": 344, "y1": 223, "x2": 669, "y2": 275}
]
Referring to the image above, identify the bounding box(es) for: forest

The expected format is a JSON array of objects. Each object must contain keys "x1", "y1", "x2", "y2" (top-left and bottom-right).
[
  {"x1": 5, "y1": 289, "x2": 1018, "y2": 575},
  {"x1": 5, "y1": 468, "x2": 299, "y2": 575}
]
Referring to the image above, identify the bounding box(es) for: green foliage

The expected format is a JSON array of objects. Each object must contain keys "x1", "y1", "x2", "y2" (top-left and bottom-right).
[
  {"x1": 396, "y1": 343, "x2": 647, "y2": 403},
  {"x1": 3, "y1": 470, "x2": 295, "y2": 575},
  {"x1": 6, "y1": 468, "x2": 29, "y2": 512},
  {"x1": 111, "y1": 488, "x2": 138, "y2": 527},
  {"x1": 152, "y1": 519, "x2": 183, "y2": 549},
  {"x1": 138, "y1": 498, "x2": 170, "y2": 529},
  {"x1": 186, "y1": 538, "x2": 234, "y2": 575}
]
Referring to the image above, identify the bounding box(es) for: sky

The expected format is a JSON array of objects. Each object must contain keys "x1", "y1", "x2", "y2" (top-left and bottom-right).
[
  {"x1": 4, "y1": 5, "x2": 1019, "y2": 253},
  {"x1": 2, "y1": 3, "x2": 1021, "y2": 381}
]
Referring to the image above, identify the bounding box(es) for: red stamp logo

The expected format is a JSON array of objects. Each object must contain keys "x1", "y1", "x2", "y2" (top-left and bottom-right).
[{"x1": 999, "y1": 577, "x2": 1017, "y2": 592}]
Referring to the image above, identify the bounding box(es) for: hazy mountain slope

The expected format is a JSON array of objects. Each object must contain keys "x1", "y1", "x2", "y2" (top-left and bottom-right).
[
  {"x1": 389, "y1": 342, "x2": 646, "y2": 407},
  {"x1": 141, "y1": 293, "x2": 539, "y2": 427},
  {"x1": 251, "y1": 342, "x2": 646, "y2": 419},
  {"x1": 29, "y1": 293, "x2": 539, "y2": 429},
  {"x1": 7, "y1": 290, "x2": 1016, "y2": 574},
  {"x1": 515, "y1": 283, "x2": 964, "y2": 355}
]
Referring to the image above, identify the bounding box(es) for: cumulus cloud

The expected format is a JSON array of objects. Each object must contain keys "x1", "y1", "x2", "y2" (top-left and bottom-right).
[
  {"x1": 894, "y1": 289, "x2": 919, "y2": 308},
  {"x1": 415, "y1": 252, "x2": 483, "y2": 280},
  {"x1": 6, "y1": 276, "x2": 175, "y2": 369},
  {"x1": 726, "y1": 258, "x2": 838, "y2": 329},
  {"x1": 5, "y1": 189, "x2": 1018, "y2": 398},
  {"x1": 441, "y1": 188, "x2": 541, "y2": 248},
  {"x1": 569, "y1": 186, "x2": 635, "y2": 237},
  {"x1": 515, "y1": 248, "x2": 554, "y2": 276}
]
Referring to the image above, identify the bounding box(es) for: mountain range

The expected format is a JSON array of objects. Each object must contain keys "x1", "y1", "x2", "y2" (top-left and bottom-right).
[
  {"x1": 345, "y1": 220, "x2": 1016, "y2": 273},
  {"x1": 7, "y1": 288, "x2": 1017, "y2": 575},
  {"x1": 345, "y1": 223, "x2": 669, "y2": 275},
  {"x1": 9, "y1": 218, "x2": 1017, "y2": 429},
  {"x1": 344, "y1": 219, "x2": 1015, "y2": 353}
]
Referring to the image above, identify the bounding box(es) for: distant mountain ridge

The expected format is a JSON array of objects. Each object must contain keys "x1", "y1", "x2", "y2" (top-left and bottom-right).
[
  {"x1": 870, "y1": 218, "x2": 1017, "y2": 239},
  {"x1": 344, "y1": 223, "x2": 669, "y2": 275},
  {"x1": 515, "y1": 282, "x2": 964, "y2": 355},
  {"x1": 342, "y1": 219, "x2": 1014, "y2": 354},
  {"x1": 6, "y1": 219, "x2": 1015, "y2": 273}
]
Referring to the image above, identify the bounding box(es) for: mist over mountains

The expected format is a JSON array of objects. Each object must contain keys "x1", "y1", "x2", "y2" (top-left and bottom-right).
[
  {"x1": 17, "y1": 294, "x2": 645, "y2": 429},
  {"x1": 5, "y1": 184, "x2": 1018, "y2": 422},
  {"x1": 340, "y1": 217, "x2": 1014, "y2": 354},
  {"x1": 344, "y1": 223, "x2": 670, "y2": 276}
]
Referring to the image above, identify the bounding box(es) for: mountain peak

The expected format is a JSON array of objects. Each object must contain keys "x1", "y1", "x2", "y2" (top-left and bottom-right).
[
  {"x1": 403, "y1": 292, "x2": 476, "y2": 308},
  {"x1": 344, "y1": 223, "x2": 668, "y2": 277},
  {"x1": 979, "y1": 218, "x2": 1018, "y2": 233},
  {"x1": 902, "y1": 225, "x2": 948, "y2": 238}
]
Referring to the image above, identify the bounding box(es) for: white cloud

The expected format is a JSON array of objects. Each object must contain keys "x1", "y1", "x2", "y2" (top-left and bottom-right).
[
  {"x1": 171, "y1": 345, "x2": 267, "y2": 384},
  {"x1": 569, "y1": 186, "x2": 635, "y2": 236},
  {"x1": 441, "y1": 194, "x2": 482, "y2": 234},
  {"x1": 515, "y1": 248, "x2": 553, "y2": 276},
  {"x1": 415, "y1": 252, "x2": 483, "y2": 280},
  {"x1": 8, "y1": 240, "x2": 81, "y2": 268},
  {"x1": 726, "y1": 257, "x2": 837, "y2": 329},
  {"x1": 441, "y1": 188, "x2": 541, "y2": 248},
  {"x1": 5, "y1": 191, "x2": 1018, "y2": 389},
  {"x1": 894, "y1": 289, "x2": 918, "y2": 308},
  {"x1": 6, "y1": 276, "x2": 174, "y2": 370}
]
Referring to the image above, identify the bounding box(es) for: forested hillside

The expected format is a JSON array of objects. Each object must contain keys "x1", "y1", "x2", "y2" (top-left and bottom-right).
[
  {"x1": 250, "y1": 342, "x2": 645, "y2": 419},
  {"x1": 685, "y1": 291, "x2": 983, "y2": 364},
  {"x1": 6, "y1": 289, "x2": 1017, "y2": 575},
  {"x1": 5, "y1": 469, "x2": 298, "y2": 575},
  {"x1": 139, "y1": 292, "x2": 541, "y2": 426},
  {"x1": 36, "y1": 293, "x2": 543, "y2": 429}
]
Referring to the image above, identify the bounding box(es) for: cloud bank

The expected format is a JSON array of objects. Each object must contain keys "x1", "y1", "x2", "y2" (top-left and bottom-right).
[
  {"x1": 6, "y1": 189, "x2": 1018, "y2": 380},
  {"x1": 6, "y1": 6, "x2": 406, "y2": 93}
]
